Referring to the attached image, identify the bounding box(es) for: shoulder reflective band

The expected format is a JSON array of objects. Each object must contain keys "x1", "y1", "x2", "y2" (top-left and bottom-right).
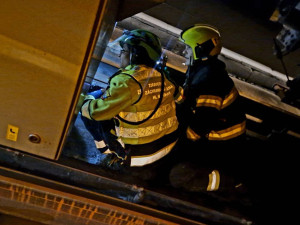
[
  {"x1": 207, "y1": 170, "x2": 220, "y2": 191},
  {"x1": 130, "y1": 140, "x2": 177, "y2": 167}
]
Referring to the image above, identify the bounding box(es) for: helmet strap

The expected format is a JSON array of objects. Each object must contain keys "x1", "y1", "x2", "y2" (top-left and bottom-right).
[
  {"x1": 189, "y1": 55, "x2": 194, "y2": 66},
  {"x1": 129, "y1": 48, "x2": 133, "y2": 64}
]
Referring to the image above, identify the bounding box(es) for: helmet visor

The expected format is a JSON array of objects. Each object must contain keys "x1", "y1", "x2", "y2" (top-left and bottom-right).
[
  {"x1": 182, "y1": 45, "x2": 193, "y2": 66},
  {"x1": 107, "y1": 35, "x2": 124, "y2": 56}
]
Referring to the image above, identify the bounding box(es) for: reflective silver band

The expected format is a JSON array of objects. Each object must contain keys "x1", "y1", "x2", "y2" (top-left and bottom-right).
[
  {"x1": 117, "y1": 116, "x2": 178, "y2": 138},
  {"x1": 81, "y1": 95, "x2": 95, "y2": 120},
  {"x1": 207, "y1": 170, "x2": 220, "y2": 191},
  {"x1": 94, "y1": 140, "x2": 106, "y2": 149},
  {"x1": 118, "y1": 102, "x2": 176, "y2": 122},
  {"x1": 130, "y1": 140, "x2": 177, "y2": 167}
]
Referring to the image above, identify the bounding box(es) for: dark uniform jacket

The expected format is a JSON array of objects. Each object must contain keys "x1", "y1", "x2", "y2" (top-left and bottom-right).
[{"x1": 183, "y1": 56, "x2": 246, "y2": 141}]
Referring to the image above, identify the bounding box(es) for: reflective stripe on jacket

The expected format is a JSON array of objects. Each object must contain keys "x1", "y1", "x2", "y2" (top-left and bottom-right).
[{"x1": 184, "y1": 56, "x2": 246, "y2": 141}]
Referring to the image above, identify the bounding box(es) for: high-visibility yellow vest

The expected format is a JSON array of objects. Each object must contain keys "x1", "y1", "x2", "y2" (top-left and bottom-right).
[
  {"x1": 81, "y1": 64, "x2": 180, "y2": 144},
  {"x1": 115, "y1": 65, "x2": 179, "y2": 145}
]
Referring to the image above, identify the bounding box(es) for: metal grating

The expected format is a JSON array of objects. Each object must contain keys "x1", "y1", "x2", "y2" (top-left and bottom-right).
[{"x1": 0, "y1": 175, "x2": 178, "y2": 225}]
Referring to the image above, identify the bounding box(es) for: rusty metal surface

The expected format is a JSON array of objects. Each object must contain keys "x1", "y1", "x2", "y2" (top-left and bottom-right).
[
  {"x1": 0, "y1": 148, "x2": 253, "y2": 225},
  {"x1": 0, "y1": 167, "x2": 205, "y2": 225}
]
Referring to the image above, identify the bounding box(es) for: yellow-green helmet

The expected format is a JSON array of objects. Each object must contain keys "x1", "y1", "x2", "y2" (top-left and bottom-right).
[
  {"x1": 119, "y1": 29, "x2": 162, "y2": 63},
  {"x1": 180, "y1": 24, "x2": 222, "y2": 60}
]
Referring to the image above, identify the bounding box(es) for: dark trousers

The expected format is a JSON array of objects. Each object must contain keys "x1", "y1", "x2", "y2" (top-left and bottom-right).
[
  {"x1": 81, "y1": 114, "x2": 180, "y2": 184},
  {"x1": 169, "y1": 135, "x2": 250, "y2": 192},
  {"x1": 80, "y1": 114, "x2": 123, "y2": 154}
]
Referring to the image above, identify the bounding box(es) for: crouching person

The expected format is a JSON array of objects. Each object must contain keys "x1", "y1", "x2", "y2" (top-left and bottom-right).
[{"x1": 80, "y1": 29, "x2": 184, "y2": 182}]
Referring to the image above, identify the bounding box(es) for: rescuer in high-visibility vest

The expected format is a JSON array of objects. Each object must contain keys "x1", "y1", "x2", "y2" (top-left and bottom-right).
[
  {"x1": 169, "y1": 24, "x2": 248, "y2": 192},
  {"x1": 80, "y1": 29, "x2": 184, "y2": 180}
]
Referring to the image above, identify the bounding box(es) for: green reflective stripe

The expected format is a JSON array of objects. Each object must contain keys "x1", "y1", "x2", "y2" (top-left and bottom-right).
[
  {"x1": 117, "y1": 116, "x2": 178, "y2": 138},
  {"x1": 196, "y1": 95, "x2": 222, "y2": 110},
  {"x1": 118, "y1": 102, "x2": 175, "y2": 122},
  {"x1": 175, "y1": 86, "x2": 184, "y2": 104},
  {"x1": 221, "y1": 87, "x2": 238, "y2": 109},
  {"x1": 130, "y1": 140, "x2": 178, "y2": 166},
  {"x1": 207, "y1": 170, "x2": 220, "y2": 191},
  {"x1": 186, "y1": 126, "x2": 201, "y2": 141},
  {"x1": 208, "y1": 121, "x2": 246, "y2": 141}
]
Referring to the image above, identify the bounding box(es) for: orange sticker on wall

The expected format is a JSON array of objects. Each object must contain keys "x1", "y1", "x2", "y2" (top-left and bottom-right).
[{"x1": 6, "y1": 124, "x2": 19, "y2": 141}]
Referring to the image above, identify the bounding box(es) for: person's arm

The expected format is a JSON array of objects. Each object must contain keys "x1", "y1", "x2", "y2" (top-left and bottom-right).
[
  {"x1": 185, "y1": 80, "x2": 220, "y2": 138},
  {"x1": 174, "y1": 85, "x2": 185, "y2": 104},
  {"x1": 191, "y1": 106, "x2": 219, "y2": 137},
  {"x1": 81, "y1": 74, "x2": 141, "y2": 121}
]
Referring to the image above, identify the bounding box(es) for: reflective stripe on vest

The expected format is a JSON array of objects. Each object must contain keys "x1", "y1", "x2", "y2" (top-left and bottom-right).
[
  {"x1": 116, "y1": 116, "x2": 178, "y2": 139},
  {"x1": 118, "y1": 102, "x2": 176, "y2": 122},
  {"x1": 117, "y1": 65, "x2": 178, "y2": 144},
  {"x1": 196, "y1": 87, "x2": 238, "y2": 110},
  {"x1": 207, "y1": 170, "x2": 220, "y2": 191},
  {"x1": 208, "y1": 120, "x2": 246, "y2": 141},
  {"x1": 130, "y1": 139, "x2": 178, "y2": 167}
]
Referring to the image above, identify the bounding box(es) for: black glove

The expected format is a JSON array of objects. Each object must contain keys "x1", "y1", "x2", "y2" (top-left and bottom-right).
[{"x1": 101, "y1": 152, "x2": 128, "y2": 171}]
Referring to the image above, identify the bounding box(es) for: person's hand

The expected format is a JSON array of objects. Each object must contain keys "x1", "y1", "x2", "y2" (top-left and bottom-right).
[
  {"x1": 101, "y1": 152, "x2": 127, "y2": 171},
  {"x1": 88, "y1": 88, "x2": 104, "y2": 99}
]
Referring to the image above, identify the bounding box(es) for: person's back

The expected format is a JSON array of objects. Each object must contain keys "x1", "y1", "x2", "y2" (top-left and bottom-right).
[
  {"x1": 81, "y1": 29, "x2": 183, "y2": 181},
  {"x1": 180, "y1": 24, "x2": 246, "y2": 143},
  {"x1": 169, "y1": 24, "x2": 247, "y2": 192},
  {"x1": 114, "y1": 64, "x2": 179, "y2": 166}
]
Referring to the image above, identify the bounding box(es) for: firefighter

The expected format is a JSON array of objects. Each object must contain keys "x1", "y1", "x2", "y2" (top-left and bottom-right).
[
  {"x1": 80, "y1": 29, "x2": 184, "y2": 181},
  {"x1": 169, "y1": 24, "x2": 248, "y2": 192}
]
